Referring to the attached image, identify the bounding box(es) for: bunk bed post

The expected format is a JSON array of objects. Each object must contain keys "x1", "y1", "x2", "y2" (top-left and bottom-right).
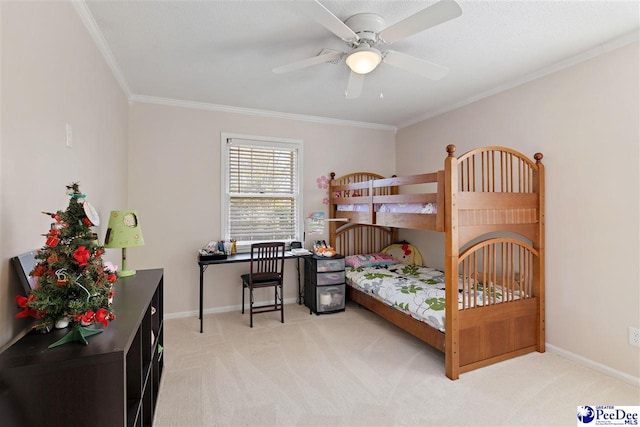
[
  {"x1": 436, "y1": 171, "x2": 445, "y2": 232},
  {"x1": 390, "y1": 174, "x2": 399, "y2": 242},
  {"x1": 368, "y1": 180, "x2": 375, "y2": 224},
  {"x1": 533, "y1": 154, "x2": 546, "y2": 352},
  {"x1": 444, "y1": 144, "x2": 460, "y2": 380}
]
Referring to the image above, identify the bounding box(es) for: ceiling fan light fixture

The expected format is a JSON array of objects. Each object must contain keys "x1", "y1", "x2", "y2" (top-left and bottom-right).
[{"x1": 346, "y1": 46, "x2": 382, "y2": 74}]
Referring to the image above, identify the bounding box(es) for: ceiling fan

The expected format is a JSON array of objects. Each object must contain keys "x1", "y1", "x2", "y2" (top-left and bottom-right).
[{"x1": 272, "y1": 0, "x2": 463, "y2": 99}]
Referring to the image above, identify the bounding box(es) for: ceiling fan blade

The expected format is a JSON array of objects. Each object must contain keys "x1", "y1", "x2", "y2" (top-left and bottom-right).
[
  {"x1": 272, "y1": 50, "x2": 344, "y2": 74},
  {"x1": 345, "y1": 71, "x2": 364, "y2": 99},
  {"x1": 379, "y1": 0, "x2": 462, "y2": 44},
  {"x1": 383, "y1": 50, "x2": 449, "y2": 80},
  {"x1": 298, "y1": 0, "x2": 359, "y2": 42}
]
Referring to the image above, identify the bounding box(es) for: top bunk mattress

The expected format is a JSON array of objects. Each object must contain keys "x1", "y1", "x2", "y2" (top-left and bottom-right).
[{"x1": 337, "y1": 202, "x2": 437, "y2": 214}]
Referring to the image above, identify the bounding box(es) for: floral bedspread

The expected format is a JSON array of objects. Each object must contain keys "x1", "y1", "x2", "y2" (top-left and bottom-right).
[{"x1": 346, "y1": 264, "x2": 519, "y2": 332}]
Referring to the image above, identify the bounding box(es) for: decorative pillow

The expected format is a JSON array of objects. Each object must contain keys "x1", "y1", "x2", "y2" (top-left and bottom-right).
[
  {"x1": 380, "y1": 242, "x2": 423, "y2": 265},
  {"x1": 345, "y1": 253, "x2": 399, "y2": 269}
]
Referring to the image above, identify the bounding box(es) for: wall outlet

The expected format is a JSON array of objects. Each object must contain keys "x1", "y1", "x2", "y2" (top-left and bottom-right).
[
  {"x1": 629, "y1": 327, "x2": 640, "y2": 347},
  {"x1": 65, "y1": 123, "x2": 73, "y2": 149}
]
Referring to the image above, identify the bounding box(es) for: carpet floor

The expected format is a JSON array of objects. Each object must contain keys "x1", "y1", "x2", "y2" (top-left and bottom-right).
[{"x1": 153, "y1": 302, "x2": 639, "y2": 426}]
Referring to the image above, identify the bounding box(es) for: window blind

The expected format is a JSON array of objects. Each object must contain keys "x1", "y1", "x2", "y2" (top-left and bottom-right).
[{"x1": 227, "y1": 141, "x2": 299, "y2": 242}]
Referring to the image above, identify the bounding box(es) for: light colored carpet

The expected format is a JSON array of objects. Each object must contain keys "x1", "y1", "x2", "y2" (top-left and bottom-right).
[{"x1": 154, "y1": 302, "x2": 639, "y2": 426}]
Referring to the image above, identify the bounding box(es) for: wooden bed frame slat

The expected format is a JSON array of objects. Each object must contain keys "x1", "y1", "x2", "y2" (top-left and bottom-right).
[
  {"x1": 332, "y1": 196, "x2": 371, "y2": 204},
  {"x1": 458, "y1": 208, "x2": 538, "y2": 226},
  {"x1": 457, "y1": 192, "x2": 538, "y2": 209},
  {"x1": 329, "y1": 145, "x2": 545, "y2": 380},
  {"x1": 459, "y1": 224, "x2": 539, "y2": 247},
  {"x1": 374, "y1": 172, "x2": 439, "y2": 187},
  {"x1": 376, "y1": 213, "x2": 438, "y2": 230}
]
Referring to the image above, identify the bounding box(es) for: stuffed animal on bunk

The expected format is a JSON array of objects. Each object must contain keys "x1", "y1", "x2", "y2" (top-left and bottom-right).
[{"x1": 380, "y1": 241, "x2": 423, "y2": 265}]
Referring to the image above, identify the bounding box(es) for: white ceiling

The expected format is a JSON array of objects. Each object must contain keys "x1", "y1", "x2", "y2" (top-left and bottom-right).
[{"x1": 81, "y1": 0, "x2": 639, "y2": 129}]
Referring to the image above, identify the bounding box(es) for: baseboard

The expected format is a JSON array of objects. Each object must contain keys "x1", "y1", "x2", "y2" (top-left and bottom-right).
[
  {"x1": 546, "y1": 343, "x2": 640, "y2": 387},
  {"x1": 164, "y1": 297, "x2": 299, "y2": 320}
]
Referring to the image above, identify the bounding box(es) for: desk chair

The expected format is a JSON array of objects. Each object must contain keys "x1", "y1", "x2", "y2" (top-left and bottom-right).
[{"x1": 241, "y1": 242, "x2": 285, "y2": 327}]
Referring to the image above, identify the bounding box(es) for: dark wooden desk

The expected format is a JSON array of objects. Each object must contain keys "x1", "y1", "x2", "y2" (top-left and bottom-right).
[{"x1": 198, "y1": 252, "x2": 307, "y2": 332}]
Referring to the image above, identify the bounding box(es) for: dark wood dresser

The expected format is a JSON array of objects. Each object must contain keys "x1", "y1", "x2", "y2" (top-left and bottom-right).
[{"x1": 0, "y1": 268, "x2": 164, "y2": 427}]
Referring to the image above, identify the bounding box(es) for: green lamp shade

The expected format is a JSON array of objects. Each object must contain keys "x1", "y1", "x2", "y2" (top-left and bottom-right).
[{"x1": 104, "y1": 210, "x2": 144, "y2": 277}]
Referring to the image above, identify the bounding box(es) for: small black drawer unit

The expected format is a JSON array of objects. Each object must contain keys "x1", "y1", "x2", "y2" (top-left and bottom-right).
[{"x1": 304, "y1": 254, "x2": 346, "y2": 314}]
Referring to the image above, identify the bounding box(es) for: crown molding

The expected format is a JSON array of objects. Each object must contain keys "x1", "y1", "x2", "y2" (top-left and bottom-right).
[
  {"x1": 130, "y1": 95, "x2": 397, "y2": 132},
  {"x1": 72, "y1": 0, "x2": 131, "y2": 98},
  {"x1": 398, "y1": 31, "x2": 640, "y2": 129}
]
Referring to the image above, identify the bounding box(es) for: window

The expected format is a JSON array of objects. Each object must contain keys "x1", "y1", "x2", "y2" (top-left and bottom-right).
[{"x1": 221, "y1": 133, "x2": 303, "y2": 251}]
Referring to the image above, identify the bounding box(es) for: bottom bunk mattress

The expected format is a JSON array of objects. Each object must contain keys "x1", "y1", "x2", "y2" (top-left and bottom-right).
[{"x1": 346, "y1": 263, "x2": 521, "y2": 332}]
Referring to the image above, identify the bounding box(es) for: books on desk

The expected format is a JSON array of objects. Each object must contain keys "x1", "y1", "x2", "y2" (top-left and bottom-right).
[
  {"x1": 289, "y1": 248, "x2": 311, "y2": 256},
  {"x1": 198, "y1": 249, "x2": 227, "y2": 261}
]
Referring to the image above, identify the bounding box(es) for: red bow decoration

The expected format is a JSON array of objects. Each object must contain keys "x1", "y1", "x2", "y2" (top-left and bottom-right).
[
  {"x1": 76, "y1": 311, "x2": 95, "y2": 324},
  {"x1": 95, "y1": 308, "x2": 109, "y2": 327},
  {"x1": 73, "y1": 246, "x2": 91, "y2": 266},
  {"x1": 14, "y1": 295, "x2": 38, "y2": 319},
  {"x1": 401, "y1": 243, "x2": 412, "y2": 256}
]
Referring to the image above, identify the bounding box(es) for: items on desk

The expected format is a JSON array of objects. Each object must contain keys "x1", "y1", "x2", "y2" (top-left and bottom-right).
[
  {"x1": 203, "y1": 241, "x2": 221, "y2": 253},
  {"x1": 198, "y1": 252, "x2": 227, "y2": 261},
  {"x1": 202, "y1": 239, "x2": 237, "y2": 255},
  {"x1": 199, "y1": 241, "x2": 228, "y2": 261},
  {"x1": 290, "y1": 247, "x2": 312, "y2": 255},
  {"x1": 289, "y1": 241, "x2": 311, "y2": 255}
]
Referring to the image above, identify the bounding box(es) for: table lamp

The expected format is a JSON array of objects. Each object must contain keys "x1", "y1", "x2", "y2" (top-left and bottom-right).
[{"x1": 104, "y1": 210, "x2": 145, "y2": 277}]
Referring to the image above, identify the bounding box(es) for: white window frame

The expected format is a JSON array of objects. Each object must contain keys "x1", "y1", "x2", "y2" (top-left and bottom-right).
[{"x1": 220, "y1": 132, "x2": 303, "y2": 253}]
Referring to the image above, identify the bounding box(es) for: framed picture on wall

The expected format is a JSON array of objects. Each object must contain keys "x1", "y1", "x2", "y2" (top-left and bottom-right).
[{"x1": 11, "y1": 250, "x2": 39, "y2": 294}]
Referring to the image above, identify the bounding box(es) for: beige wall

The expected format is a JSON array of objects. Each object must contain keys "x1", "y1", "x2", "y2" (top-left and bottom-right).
[
  {"x1": 396, "y1": 43, "x2": 640, "y2": 379},
  {"x1": 128, "y1": 102, "x2": 396, "y2": 318},
  {"x1": 0, "y1": 2, "x2": 129, "y2": 349}
]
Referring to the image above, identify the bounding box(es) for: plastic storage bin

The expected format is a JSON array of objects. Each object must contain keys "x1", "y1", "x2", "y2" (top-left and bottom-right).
[
  {"x1": 316, "y1": 284, "x2": 346, "y2": 313},
  {"x1": 305, "y1": 254, "x2": 346, "y2": 315},
  {"x1": 316, "y1": 271, "x2": 345, "y2": 286},
  {"x1": 315, "y1": 258, "x2": 345, "y2": 272}
]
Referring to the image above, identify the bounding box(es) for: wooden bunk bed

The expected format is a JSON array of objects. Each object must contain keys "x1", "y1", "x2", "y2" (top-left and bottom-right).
[{"x1": 328, "y1": 145, "x2": 545, "y2": 380}]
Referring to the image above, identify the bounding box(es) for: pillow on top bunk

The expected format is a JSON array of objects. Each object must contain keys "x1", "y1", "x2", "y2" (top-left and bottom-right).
[
  {"x1": 345, "y1": 253, "x2": 399, "y2": 269},
  {"x1": 381, "y1": 242, "x2": 423, "y2": 265}
]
